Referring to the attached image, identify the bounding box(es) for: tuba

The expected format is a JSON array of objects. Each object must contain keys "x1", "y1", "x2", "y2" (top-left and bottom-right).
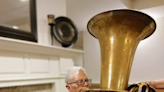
[{"x1": 85, "y1": 9, "x2": 156, "y2": 92}]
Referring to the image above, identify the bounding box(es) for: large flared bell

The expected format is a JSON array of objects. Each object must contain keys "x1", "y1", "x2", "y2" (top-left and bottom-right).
[{"x1": 86, "y1": 9, "x2": 156, "y2": 92}]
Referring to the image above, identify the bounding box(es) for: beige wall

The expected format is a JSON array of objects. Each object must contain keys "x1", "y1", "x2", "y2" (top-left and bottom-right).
[
  {"x1": 132, "y1": 0, "x2": 164, "y2": 10},
  {"x1": 129, "y1": 17, "x2": 164, "y2": 83},
  {"x1": 120, "y1": 0, "x2": 132, "y2": 9},
  {"x1": 83, "y1": 31, "x2": 101, "y2": 83}
]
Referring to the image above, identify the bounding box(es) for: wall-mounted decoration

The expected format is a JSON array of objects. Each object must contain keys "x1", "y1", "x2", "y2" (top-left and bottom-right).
[
  {"x1": 48, "y1": 16, "x2": 78, "y2": 47},
  {"x1": 0, "y1": 0, "x2": 37, "y2": 42}
]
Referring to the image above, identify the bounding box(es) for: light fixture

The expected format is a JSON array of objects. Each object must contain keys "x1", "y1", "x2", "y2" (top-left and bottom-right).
[{"x1": 12, "y1": 26, "x2": 19, "y2": 29}]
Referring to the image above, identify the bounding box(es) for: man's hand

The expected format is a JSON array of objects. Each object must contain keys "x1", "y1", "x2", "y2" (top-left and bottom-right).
[{"x1": 146, "y1": 79, "x2": 164, "y2": 89}]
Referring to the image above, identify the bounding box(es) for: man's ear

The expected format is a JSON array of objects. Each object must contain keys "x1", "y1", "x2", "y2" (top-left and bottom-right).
[{"x1": 66, "y1": 84, "x2": 71, "y2": 91}]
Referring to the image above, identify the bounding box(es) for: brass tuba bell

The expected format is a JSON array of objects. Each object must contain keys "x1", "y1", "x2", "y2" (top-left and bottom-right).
[{"x1": 85, "y1": 9, "x2": 156, "y2": 92}]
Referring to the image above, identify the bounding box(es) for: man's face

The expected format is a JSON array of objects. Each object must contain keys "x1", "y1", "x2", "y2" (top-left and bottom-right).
[{"x1": 66, "y1": 70, "x2": 90, "y2": 92}]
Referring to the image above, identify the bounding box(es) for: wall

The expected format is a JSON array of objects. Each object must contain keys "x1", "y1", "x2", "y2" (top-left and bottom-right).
[
  {"x1": 132, "y1": 0, "x2": 164, "y2": 10},
  {"x1": 129, "y1": 17, "x2": 164, "y2": 83},
  {"x1": 83, "y1": 17, "x2": 164, "y2": 84},
  {"x1": 36, "y1": 0, "x2": 66, "y2": 46},
  {"x1": 119, "y1": 0, "x2": 132, "y2": 9},
  {"x1": 83, "y1": 31, "x2": 100, "y2": 83}
]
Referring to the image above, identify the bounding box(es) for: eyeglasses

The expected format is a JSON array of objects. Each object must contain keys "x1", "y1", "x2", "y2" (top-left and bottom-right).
[{"x1": 68, "y1": 79, "x2": 92, "y2": 86}]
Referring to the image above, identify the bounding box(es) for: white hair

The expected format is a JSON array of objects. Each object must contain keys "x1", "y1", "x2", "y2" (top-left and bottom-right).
[{"x1": 65, "y1": 66, "x2": 87, "y2": 84}]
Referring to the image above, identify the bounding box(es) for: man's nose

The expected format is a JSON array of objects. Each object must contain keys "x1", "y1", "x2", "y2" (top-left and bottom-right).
[{"x1": 83, "y1": 81, "x2": 90, "y2": 87}]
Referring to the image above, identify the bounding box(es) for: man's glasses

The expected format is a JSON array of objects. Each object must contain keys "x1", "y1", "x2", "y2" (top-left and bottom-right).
[{"x1": 68, "y1": 79, "x2": 92, "y2": 86}]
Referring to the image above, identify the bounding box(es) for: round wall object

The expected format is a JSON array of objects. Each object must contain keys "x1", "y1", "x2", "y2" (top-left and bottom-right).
[{"x1": 52, "y1": 17, "x2": 78, "y2": 47}]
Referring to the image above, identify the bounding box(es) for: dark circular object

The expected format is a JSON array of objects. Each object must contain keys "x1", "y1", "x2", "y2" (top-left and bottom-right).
[{"x1": 52, "y1": 17, "x2": 78, "y2": 47}]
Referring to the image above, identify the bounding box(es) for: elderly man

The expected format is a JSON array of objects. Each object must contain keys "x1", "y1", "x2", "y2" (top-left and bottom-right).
[{"x1": 65, "y1": 66, "x2": 91, "y2": 92}]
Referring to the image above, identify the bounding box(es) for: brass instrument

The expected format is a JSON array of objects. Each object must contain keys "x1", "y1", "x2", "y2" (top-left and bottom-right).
[{"x1": 85, "y1": 9, "x2": 156, "y2": 92}]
